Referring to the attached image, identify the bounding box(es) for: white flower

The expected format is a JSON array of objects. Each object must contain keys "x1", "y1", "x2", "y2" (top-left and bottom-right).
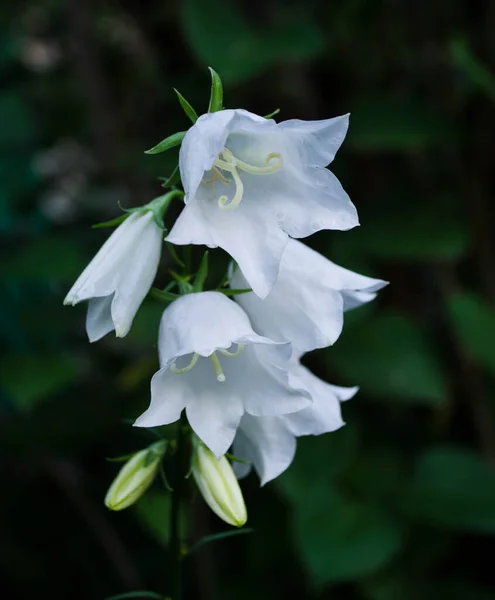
[
  {"x1": 231, "y1": 238, "x2": 387, "y2": 353},
  {"x1": 134, "y1": 291, "x2": 311, "y2": 457},
  {"x1": 232, "y1": 358, "x2": 358, "y2": 485},
  {"x1": 166, "y1": 109, "x2": 358, "y2": 298},
  {"x1": 192, "y1": 437, "x2": 247, "y2": 527},
  {"x1": 64, "y1": 211, "x2": 163, "y2": 342}
]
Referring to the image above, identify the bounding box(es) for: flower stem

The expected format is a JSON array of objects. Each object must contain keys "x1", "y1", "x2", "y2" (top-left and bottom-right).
[{"x1": 168, "y1": 414, "x2": 188, "y2": 600}]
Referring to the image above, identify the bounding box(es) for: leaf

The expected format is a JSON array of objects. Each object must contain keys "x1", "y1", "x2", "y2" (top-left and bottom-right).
[
  {"x1": 173, "y1": 89, "x2": 198, "y2": 123},
  {"x1": 207, "y1": 67, "x2": 223, "y2": 112},
  {"x1": 159, "y1": 164, "x2": 180, "y2": 188},
  {"x1": 347, "y1": 96, "x2": 455, "y2": 150},
  {"x1": 329, "y1": 312, "x2": 447, "y2": 404},
  {"x1": 400, "y1": 446, "x2": 495, "y2": 533},
  {"x1": 180, "y1": 0, "x2": 324, "y2": 83},
  {"x1": 187, "y1": 527, "x2": 253, "y2": 556},
  {"x1": 447, "y1": 291, "x2": 495, "y2": 374},
  {"x1": 288, "y1": 486, "x2": 403, "y2": 586},
  {"x1": 0, "y1": 355, "x2": 77, "y2": 411},
  {"x1": 450, "y1": 38, "x2": 495, "y2": 102},
  {"x1": 148, "y1": 288, "x2": 180, "y2": 303},
  {"x1": 217, "y1": 288, "x2": 252, "y2": 296},
  {"x1": 144, "y1": 131, "x2": 187, "y2": 155}
]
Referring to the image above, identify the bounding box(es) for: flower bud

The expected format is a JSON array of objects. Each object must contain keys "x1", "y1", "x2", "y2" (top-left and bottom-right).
[
  {"x1": 192, "y1": 439, "x2": 247, "y2": 527},
  {"x1": 105, "y1": 440, "x2": 166, "y2": 511}
]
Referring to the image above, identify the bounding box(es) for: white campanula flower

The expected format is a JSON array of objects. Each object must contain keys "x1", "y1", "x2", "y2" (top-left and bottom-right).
[
  {"x1": 192, "y1": 437, "x2": 247, "y2": 527},
  {"x1": 134, "y1": 291, "x2": 311, "y2": 457},
  {"x1": 64, "y1": 211, "x2": 163, "y2": 342},
  {"x1": 231, "y1": 239, "x2": 387, "y2": 353},
  {"x1": 232, "y1": 358, "x2": 358, "y2": 485},
  {"x1": 166, "y1": 109, "x2": 358, "y2": 298}
]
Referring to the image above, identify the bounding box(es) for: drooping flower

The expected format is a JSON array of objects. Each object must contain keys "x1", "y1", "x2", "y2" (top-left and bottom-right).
[
  {"x1": 231, "y1": 238, "x2": 387, "y2": 353},
  {"x1": 192, "y1": 436, "x2": 247, "y2": 527},
  {"x1": 64, "y1": 210, "x2": 163, "y2": 342},
  {"x1": 166, "y1": 109, "x2": 358, "y2": 298},
  {"x1": 104, "y1": 440, "x2": 166, "y2": 510},
  {"x1": 134, "y1": 292, "x2": 311, "y2": 457},
  {"x1": 232, "y1": 358, "x2": 358, "y2": 485}
]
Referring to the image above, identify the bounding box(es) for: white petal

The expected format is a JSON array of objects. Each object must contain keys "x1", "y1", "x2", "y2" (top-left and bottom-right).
[
  {"x1": 282, "y1": 362, "x2": 347, "y2": 436},
  {"x1": 157, "y1": 291, "x2": 259, "y2": 364},
  {"x1": 278, "y1": 114, "x2": 350, "y2": 167},
  {"x1": 232, "y1": 239, "x2": 387, "y2": 352},
  {"x1": 133, "y1": 367, "x2": 188, "y2": 428},
  {"x1": 86, "y1": 296, "x2": 115, "y2": 342},
  {"x1": 233, "y1": 414, "x2": 296, "y2": 485},
  {"x1": 166, "y1": 196, "x2": 217, "y2": 247},
  {"x1": 111, "y1": 215, "x2": 163, "y2": 337},
  {"x1": 64, "y1": 212, "x2": 151, "y2": 305}
]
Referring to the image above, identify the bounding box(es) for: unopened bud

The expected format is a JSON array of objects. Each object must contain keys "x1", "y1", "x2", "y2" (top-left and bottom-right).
[
  {"x1": 192, "y1": 438, "x2": 247, "y2": 527},
  {"x1": 105, "y1": 440, "x2": 166, "y2": 511}
]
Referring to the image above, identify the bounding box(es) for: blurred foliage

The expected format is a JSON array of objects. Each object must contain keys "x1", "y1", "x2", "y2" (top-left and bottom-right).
[{"x1": 1, "y1": 0, "x2": 495, "y2": 599}]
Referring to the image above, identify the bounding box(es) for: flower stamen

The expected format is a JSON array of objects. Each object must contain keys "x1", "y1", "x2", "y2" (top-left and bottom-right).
[
  {"x1": 209, "y1": 352, "x2": 226, "y2": 383},
  {"x1": 210, "y1": 148, "x2": 283, "y2": 211},
  {"x1": 170, "y1": 352, "x2": 199, "y2": 374},
  {"x1": 218, "y1": 344, "x2": 245, "y2": 358}
]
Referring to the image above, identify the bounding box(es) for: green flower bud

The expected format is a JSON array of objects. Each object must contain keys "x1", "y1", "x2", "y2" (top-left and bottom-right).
[
  {"x1": 192, "y1": 438, "x2": 247, "y2": 527},
  {"x1": 105, "y1": 440, "x2": 166, "y2": 511}
]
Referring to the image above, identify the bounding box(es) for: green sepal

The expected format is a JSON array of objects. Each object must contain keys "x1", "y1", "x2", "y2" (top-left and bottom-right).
[
  {"x1": 166, "y1": 242, "x2": 185, "y2": 267},
  {"x1": 149, "y1": 288, "x2": 180, "y2": 303},
  {"x1": 143, "y1": 440, "x2": 168, "y2": 467},
  {"x1": 92, "y1": 214, "x2": 129, "y2": 229},
  {"x1": 216, "y1": 287, "x2": 252, "y2": 296},
  {"x1": 264, "y1": 108, "x2": 280, "y2": 119},
  {"x1": 169, "y1": 271, "x2": 194, "y2": 294},
  {"x1": 159, "y1": 164, "x2": 180, "y2": 188},
  {"x1": 208, "y1": 67, "x2": 224, "y2": 113},
  {"x1": 226, "y1": 452, "x2": 252, "y2": 465},
  {"x1": 193, "y1": 251, "x2": 209, "y2": 292},
  {"x1": 174, "y1": 89, "x2": 198, "y2": 123},
  {"x1": 105, "y1": 453, "x2": 137, "y2": 463},
  {"x1": 144, "y1": 131, "x2": 186, "y2": 155}
]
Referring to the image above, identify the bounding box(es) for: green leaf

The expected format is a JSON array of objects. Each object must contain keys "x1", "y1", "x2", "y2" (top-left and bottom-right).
[
  {"x1": 187, "y1": 528, "x2": 253, "y2": 556},
  {"x1": 159, "y1": 164, "x2": 180, "y2": 188},
  {"x1": 400, "y1": 446, "x2": 495, "y2": 533},
  {"x1": 329, "y1": 312, "x2": 447, "y2": 404},
  {"x1": 450, "y1": 38, "x2": 495, "y2": 102},
  {"x1": 347, "y1": 96, "x2": 455, "y2": 150},
  {"x1": 217, "y1": 288, "x2": 252, "y2": 296},
  {"x1": 144, "y1": 131, "x2": 187, "y2": 155},
  {"x1": 447, "y1": 291, "x2": 495, "y2": 374},
  {"x1": 0, "y1": 355, "x2": 77, "y2": 411},
  {"x1": 208, "y1": 67, "x2": 223, "y2": 112},
  {"x1": 192, "y1": 251, "x2": 209, "y2": 292},
  {"x1": 287, "y1": 486, "x2": 403, "y2": 586},
  {"x1": 149, "y1": 288, "x2": 180, "y2": 303},
  {"x1": 173, "y1": 89, "x2": 198, "y2": 123}
]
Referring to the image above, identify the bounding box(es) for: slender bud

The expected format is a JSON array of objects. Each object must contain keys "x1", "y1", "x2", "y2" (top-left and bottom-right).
[
  {"x1": 192, "y1": 438, "x2": 247, "y2": 527},
  {"x1": 105, "y1": 440, "x2": 166, "y2": 511}
]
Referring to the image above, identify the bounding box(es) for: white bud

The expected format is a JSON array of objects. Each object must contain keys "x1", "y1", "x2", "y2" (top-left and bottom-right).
[
  {"x1": 104, "y1": 441, "x2": 166, "y2": 511},
  {"x1": 192, "y1": 440, "x2": 247, "y2": 527}
]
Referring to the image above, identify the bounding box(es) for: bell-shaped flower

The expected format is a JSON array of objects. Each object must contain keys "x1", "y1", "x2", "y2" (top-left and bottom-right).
[
  {"x1": 192, "y1": 436, "x2": 247, "y2": 527},
  {"x1": 134, "y1": 291, "x2": 311, "y2": 457},
  {"x1": 64, "y1": 211, "x2": 163, "y2": 342},
  {"x1": 232, "y1": 357, "x2": 357, "y2": 485},
  {"x1": 166, "y1": 109, "x2": 358, "y2": 298},
  {"x1": 231, "y1": 238, "x2": 387, "y2": 353}
]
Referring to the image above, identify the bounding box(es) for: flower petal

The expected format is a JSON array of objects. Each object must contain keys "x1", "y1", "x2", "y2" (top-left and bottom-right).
[
  {"x1": 86, "y1": 295, "x2": 115, "y2": 342},
  {"x1": 233, "y1": 414, "x2": 296, "y2": 485},
  {"x1": 157, "y1": 291, "x2": 260, "y2": 364}
]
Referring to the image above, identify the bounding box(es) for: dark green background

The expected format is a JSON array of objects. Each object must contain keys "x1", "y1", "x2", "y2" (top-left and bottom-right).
[{"x1": 2, "y1": 1, "x2": 495, "y2": 598}]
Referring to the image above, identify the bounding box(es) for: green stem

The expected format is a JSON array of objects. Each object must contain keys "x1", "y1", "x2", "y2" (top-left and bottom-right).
[{"x1": 168, "y1": 414, "x2": 188, "y2": 600}]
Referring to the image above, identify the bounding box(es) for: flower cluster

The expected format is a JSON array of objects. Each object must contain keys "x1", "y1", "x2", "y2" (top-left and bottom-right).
[{"x1": 65, "y1": 72, "x2": 386, "y2": 526}]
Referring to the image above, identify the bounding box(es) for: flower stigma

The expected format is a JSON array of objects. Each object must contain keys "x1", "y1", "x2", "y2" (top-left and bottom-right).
[
  {"x1": 169, "y1": 344, "x2": 245, "y2": 383},
  {"x1": 202, "y1": 147, "x2": 283, "y2": 211}
]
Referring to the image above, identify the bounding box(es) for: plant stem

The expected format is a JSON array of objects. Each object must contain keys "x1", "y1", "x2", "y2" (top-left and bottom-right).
[{"x1": 169, "y1": 415, "x2": 188, "y2": 599}]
